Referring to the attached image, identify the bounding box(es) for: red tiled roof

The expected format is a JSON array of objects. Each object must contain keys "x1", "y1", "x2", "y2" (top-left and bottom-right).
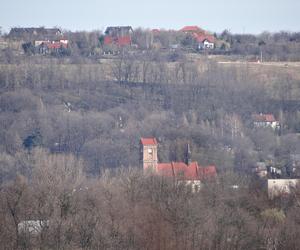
[
  {"x1": 156, "y1": 163, "x2": 174, "y2": 178},
  {"x1": 193, "y1": 33, "x2": 215, "y2": 43},
  {"x1": 156, "y1": 162, "x2": 216, "y2": 181},
  {"x1": 184, "y1": 162, "x2": 199, "y2": 180},
  {"x1": 172, "y1": 162, "x2": 189, "y2": 180},
  {"x1": 252, "y1": 114, "x2": 276, "y2": 122},
  {"x1": 199, "y1": 165, "x2": 217, "y2": 179},
  {"x1": 180, "y1": 26, "x2": 204, "y2": 33},
  {"x1": 141, "y1": 138, "x2": 158, "y2": 146}
]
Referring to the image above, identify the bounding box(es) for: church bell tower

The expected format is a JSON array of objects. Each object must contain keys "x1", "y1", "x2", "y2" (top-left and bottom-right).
[{"x1": 140, "y1": 138, "x2": 158, "y2": 171}]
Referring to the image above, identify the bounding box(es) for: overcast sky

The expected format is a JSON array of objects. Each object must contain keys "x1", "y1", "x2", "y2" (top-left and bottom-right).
[{"x1": 1, "y1": 0, "x2": 299, "y2": 34}]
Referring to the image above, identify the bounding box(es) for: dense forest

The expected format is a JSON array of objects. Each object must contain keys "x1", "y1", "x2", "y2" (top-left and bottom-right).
[{"x1": 0, "y1": 28, "x2": 300, "y2": 249}]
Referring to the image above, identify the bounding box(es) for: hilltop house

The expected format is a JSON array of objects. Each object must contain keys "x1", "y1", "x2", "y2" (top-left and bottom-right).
[
  {"x1": 252, "y1": 113, "x2": 280, "y2": 130},
  {"x1": 140, "y1": 138, "x2": 217, "y2": 191},
  {"x1": 193, "y1": 33, "x2": 215, "y2": 49},
  {"x1": 180, "y1": 25, "x2": 215, "y2": 50},
  {"x1": 104, "y1": 26, "x2": 133, "y2": 47}
]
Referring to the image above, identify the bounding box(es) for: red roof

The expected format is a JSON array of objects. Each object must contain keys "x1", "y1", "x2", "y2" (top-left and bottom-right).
[
  {"x1": 252, "y1": 114, "x2": 276, "y2": 122},
  {"x1": 141, "y1": 138, "x2": 158, "y2": 146},
  {"x1": 156, "y1": 163, "x2": 174, "y2": 178},
  {"x1": 193, "y1": 33, "x2": 215, "y2": 43},
  {"x1": 198, "y1": 165, "x2": 217, "y2": 179},
  {"x1": 180, "y1": 26, "x2": 204, "y2": 33},
  {"x1": 156, "y1": 162, "x2": 216, "y2": 181}
]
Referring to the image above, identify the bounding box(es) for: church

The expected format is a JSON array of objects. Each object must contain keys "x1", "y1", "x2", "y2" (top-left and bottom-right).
[{"x1": 140, "y1": 138, "x2": 217, "y2": 189}]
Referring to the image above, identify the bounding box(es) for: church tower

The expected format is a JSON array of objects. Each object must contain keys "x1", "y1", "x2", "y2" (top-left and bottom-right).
[
  {"x1": 185, "y1": 143, "x2": 192, "y2": 165},
  {"x1": 140, "y1": 138, "x2": 158, "y2": 171}
]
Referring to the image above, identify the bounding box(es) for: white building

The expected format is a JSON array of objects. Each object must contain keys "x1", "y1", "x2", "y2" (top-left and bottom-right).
[{"x1": 268, "y1": 179, "x2": 298, "y2": 199}]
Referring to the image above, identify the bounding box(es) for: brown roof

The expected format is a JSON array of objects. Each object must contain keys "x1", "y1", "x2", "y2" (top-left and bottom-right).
[
  {"x1": 193, "y1": 33, "x2": 215, "y2": 43},
  {"x1": 252, "y1": 114, "x2": 276, "y2": 122},
  {"x1": 141, "y1": 138, "x2": 158, "y2": 146}
]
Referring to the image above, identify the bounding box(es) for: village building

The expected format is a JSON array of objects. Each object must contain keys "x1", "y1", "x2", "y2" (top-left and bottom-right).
[
  {"x1": 194, "y1": 34, "x2": 215, "y2": 49},
  {"x1": 36, "y1": 40, "x2": 69, "y2": 54},
  {"x1": 252, "y1": 113, "x2": 280, "y2": 130},
  {"x1": 140, "y1": 138, "x2": 217, "y2": 191},
  {"x1": 180, "y1": 25, "x2": 215, "y2": 50},
  {"x1": 104, "y1": 26, "x2": 133, "y2": 47},
  {"x1": 37, "y1": 41, "x2": 68, "y2": 54},
  {"x1": 268, "y1": 179, "x2": 299, "y2": 199}
]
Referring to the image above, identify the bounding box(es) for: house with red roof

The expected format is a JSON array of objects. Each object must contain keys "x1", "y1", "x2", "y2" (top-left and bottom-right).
[
  {"x1": 193, "y1": 33, "x2": 215, "y2": 49},
  {"x1": 180, "y1": 25, "x2": 215, "y2": 50},
  {"x1": 103, "y1": 26, "x2": 133, "y2": 47},
  {"x1": 140, "y1": 138, "x2": 217, "y2": 191},
  {"x1": 252, "y1": 113, "x2": 280, "y2": 130}
]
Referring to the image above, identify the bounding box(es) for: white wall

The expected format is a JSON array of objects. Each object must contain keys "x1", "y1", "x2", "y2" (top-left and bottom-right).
[{"x1": 268, "y1": 179, "x2": 298, "y2": 199}]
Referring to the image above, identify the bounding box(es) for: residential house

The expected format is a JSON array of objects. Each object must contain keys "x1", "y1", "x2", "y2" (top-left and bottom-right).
[
  {"x1": 140, "y1": 138, "x2": 217, "y2": 191},
  {"x1": 37, "y1": 40, "x2": 68, "y2": 54},
  {"x1": 104, "y1": 26, "x2": 133, "y2": 47},
  {"x1": 180, "y1": 25, "x2": 215, "y2": 50},
  {"x1": 194, "y1": 33, "x2": 215, "y2": 49},
  {"x1": 252, "y1": 113, "x2": 280, "y2": 130}
]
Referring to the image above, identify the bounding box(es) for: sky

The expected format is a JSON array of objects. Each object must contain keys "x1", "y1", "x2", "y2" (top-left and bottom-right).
[{"x1": 1, "y1": 0, "x2": 299, "y2": 34}]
